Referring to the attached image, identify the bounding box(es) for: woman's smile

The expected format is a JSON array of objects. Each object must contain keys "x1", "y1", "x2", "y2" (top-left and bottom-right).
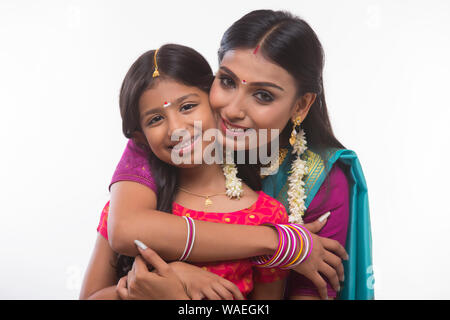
[{"x1": 219, "y1": 116, "x2": 251, "y2": 137}]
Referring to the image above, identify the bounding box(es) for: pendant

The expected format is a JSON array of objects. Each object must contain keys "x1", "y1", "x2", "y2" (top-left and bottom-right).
[{"x1": 204, "y1": 197, "x2": 213, "y2": 207}]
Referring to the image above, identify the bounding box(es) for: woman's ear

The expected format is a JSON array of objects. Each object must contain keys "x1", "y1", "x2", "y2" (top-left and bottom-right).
[
  {"x1": 292, "y1": 92, "x2": 317, "y2": 122},
  {"x1": 131, "y1": 131, "x2": 149, "y2": 150}
]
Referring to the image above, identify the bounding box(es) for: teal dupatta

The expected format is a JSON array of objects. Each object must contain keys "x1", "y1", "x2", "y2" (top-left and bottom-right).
[{"x1": 261, "y1": 147, "x2": 374, "y2": 300}]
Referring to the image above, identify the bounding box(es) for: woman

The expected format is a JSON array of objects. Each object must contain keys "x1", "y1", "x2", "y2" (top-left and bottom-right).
[{"x1": 102, "y1": 10, "x2": 373, "y2": 300}]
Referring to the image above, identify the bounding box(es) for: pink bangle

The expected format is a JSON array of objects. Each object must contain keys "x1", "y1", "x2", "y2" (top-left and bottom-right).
[
  {"x1": 264, "y1": 225, "x2": 290, "y2": 268},
  {"x1": 295, "y1": 224, "x2": 313, "y2": 262},
  {"x1": 273, "y1": 225, "x2": 296, "y2": 267},
  {"x1": 254, "y1": 224, "x2": 286, "y2": 267}
]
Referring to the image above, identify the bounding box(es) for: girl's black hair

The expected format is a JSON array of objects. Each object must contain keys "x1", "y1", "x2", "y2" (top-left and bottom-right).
[
  {"x1": 113, "y1": 43, "x2": 262, "y2": 278},
  {"x1": 114, "y1": 44, "x2": 214, "y2": 278}
]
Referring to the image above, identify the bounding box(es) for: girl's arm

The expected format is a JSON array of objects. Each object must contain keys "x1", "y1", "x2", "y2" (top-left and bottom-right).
[
  {"x1": 79, "y1": 234, "x2": 120, "y2": 300},
  {"x1": 108, "y1": 181, "x2": 279, "y2": 261}
]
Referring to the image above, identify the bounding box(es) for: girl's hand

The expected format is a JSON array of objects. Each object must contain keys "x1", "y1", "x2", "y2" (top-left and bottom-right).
[
  {"x1": 169, "y1": 261, "x2": 245, "y2": 300},
  {"x1": 292, "y1": 213, "x2": 348, "y2": 300},
  {"x1": 116, "y1": 242, "x2": 189, "y2": 300}
]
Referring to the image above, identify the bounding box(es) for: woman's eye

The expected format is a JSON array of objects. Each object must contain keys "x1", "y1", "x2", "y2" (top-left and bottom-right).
[
  {"x1": 254, "y1": 91, "x2": 274, "y2": 103},
  {"x1": 219, "y1": 76, "x2": 235, "y2": 88},
  {"x1": 148, "y1": 115, "x2": 163, "y2": 125},
  {"x1": 180, "y1": 103, "x2": 198, "y2": 112}
]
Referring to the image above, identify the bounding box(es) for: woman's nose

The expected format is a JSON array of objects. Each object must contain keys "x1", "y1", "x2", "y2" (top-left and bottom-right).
[{"x1": 223, "y1": 97, "x2": 246, "y2": 121}]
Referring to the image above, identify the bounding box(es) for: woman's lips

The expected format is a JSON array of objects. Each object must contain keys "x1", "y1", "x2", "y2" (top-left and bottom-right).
[{"x1": 220, "y1": 117, "x2": 250, "y2": 137}]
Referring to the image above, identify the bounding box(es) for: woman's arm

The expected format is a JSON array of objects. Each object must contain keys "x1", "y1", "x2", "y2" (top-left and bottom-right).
[
  {"x1": 79, "y1": 234, "x2": 120, "y2": 300},
  {"x1": 108, "y1": 181, "x2": 279, "y2": 261}
]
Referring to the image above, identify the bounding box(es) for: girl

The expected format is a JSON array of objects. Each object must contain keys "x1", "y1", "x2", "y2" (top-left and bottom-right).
[
  {"x1": 101, "y1": 9, "x2": 371, "y2": 300},
  {"x1": 81, "y1": 44, "x2": 309, "y2": 300}
]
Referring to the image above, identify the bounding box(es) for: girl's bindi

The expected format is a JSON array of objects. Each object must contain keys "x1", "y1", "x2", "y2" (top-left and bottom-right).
[{"x1": 163, "y1": 101, "x2": 171, "y2": 108}]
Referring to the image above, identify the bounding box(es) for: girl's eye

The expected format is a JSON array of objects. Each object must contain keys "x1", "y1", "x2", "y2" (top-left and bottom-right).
[
  {"x1": 219, "y1": 76, "x2": 235, "y2": 88},
  {"x1": 254, "y1": 90, "x2": 274, "y2": 103},
  {"x1": 148, "y1": 115, "x2": 163, "y2": 125},
  {"x1": 180, "y1": 103, "x2": 198, "y2": 112}
]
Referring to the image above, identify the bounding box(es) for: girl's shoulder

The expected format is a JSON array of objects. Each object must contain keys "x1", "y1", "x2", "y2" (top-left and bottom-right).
[{"x1": 251, "y1": 191, "x2": 289, "y2": 224}]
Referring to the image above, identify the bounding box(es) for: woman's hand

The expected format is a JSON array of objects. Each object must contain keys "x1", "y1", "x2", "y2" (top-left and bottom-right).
[
  {"x1": 292, "y1": 213, "x2": 348, "y2": 300},
  {"x1": 116, "y1": 241, "x2": 189, "y2": 300},
  {"x1": 169, "y1": 261, "x2": 245, "y2": 300}
]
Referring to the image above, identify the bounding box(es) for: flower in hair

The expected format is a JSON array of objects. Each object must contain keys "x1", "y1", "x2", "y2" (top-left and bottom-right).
[
  {"x1": 222, "y1": 163, "x2": 243, "y2": 199},
  {"x1": 287, "y1": 129, "x2": 308, "y2": 224}
]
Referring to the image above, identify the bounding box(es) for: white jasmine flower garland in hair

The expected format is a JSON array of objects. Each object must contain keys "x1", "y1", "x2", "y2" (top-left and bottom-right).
[
  {"x1": 287, "y1": 129, "x2": 308, "y2": 224},
  {"x1": 222, "y1": 163, "x2": 243, "y2": 199}
]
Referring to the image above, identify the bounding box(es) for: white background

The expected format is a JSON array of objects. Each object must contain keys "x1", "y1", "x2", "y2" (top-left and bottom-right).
[{"x1": 1, "y1": 0, "x2": 449, "y2": 299}]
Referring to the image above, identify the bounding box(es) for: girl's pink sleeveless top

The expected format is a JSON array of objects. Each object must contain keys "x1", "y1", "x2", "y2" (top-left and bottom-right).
[{"x1": 98, "y1": 190, "x2": 289, "y2": 298}]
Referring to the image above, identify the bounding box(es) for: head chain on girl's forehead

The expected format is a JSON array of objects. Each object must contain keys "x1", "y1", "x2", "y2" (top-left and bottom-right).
[{"x1": 153, "y1": 48, "x2": 160, "y2": 78}]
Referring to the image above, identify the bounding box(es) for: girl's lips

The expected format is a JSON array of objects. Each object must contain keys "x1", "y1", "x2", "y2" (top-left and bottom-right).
[
  {"x1": 172, "y1": 134, "x2": 201, "y2": 155},
  {"x1": 220, "y1": 117, "x2": 250, "y2": 137}
]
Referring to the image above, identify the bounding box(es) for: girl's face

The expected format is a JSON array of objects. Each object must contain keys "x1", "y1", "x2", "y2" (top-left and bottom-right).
[
  {"x1": 138, "y1": 79, "x2": 217, "y2": 167},
  {"x1": 209, "y1": 48, "x2": 315, "y2": 150}
]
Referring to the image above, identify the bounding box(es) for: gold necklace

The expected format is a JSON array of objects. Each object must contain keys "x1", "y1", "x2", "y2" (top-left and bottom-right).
[{"x1": 177, "y1": 187, "x2": 227, "y2": 207}]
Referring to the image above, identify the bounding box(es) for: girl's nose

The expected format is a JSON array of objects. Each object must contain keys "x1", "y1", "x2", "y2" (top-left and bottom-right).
[{"x1": 167, "y1": 114, "x2": 190, "y2": 141}]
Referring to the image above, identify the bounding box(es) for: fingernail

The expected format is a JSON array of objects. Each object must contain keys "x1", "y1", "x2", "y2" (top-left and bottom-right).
[
  {"x1": 134, "y1": 239, "x2": 148, "y2": 250},
  {"x1": 318, "y1": 211, "x2": 331, "y2": 222}
]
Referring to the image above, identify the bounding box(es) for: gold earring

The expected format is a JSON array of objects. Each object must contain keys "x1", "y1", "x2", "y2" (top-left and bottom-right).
[{"x1": 289, "y1": 116, "x2": 302, "y2": 146}]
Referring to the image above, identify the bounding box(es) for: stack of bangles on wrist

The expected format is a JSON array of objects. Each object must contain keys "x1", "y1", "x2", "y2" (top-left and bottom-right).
[
  {"x1": 179, "y1": 217, "x2": 312, "y2": 268},
  {"x1": 251, "y1": 223, "x2": 313, "y2": 269}
]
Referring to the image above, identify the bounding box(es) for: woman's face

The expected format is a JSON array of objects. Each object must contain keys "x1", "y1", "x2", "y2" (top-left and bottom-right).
[
  {"x1": 209, "y1": 48, "x2": 313, "y2": 150},
  {"x1": 138, "y1": 79, "x2": 217, "y2": 167}
]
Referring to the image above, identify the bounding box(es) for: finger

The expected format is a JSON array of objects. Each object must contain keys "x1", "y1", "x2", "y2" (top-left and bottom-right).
[
  {"x1": 134, "y1": 240, "x2": 172, "y2": 276},
  {"x1": 211, "y1": 282, "x2": 234, "y2": 300},
  {"x1": 303, "y1": 212, "x2": 330, "y2": 233},
  {"x1": 127, "y1": 270, "x2": 134, "y2": 295},
  {"x1": 133, "y1": 255, "x2": 150, "y2": 277},
  {"x1": 202, "y1": 287, "x2": 222, "y2": 300},
  {"x1": 321, "y1": 237, "x2": 349, "y2": 261},
  {"x1": 323, "y1": 251, "x2": 345, "y2": 282},
  {"x1": 116, "y1": 286, "x2": 130, "y2": 300},
  {"x1": 190, "y1": 292, "x2": 204, "y2": 300},
  {"x1": 117, "y1": 275, "x2": 128, "y2": 289},
  {"x1": 319, "y1": 261, "x2": 340, "y2": 293},
  {"x1": 311, "y1": 272, "x2": 329, "y2": 300},
  {"x1": 116, "y1": 276, "x2": 129, "y2": 300},
  {"x1": 220, "y1": 279, "x2": 244, "y2": 300}
]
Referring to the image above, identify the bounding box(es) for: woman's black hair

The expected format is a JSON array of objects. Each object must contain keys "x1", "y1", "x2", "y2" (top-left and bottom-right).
[
  {"x1": 218, "y1": 10, "x2": 345, "y2": 158},
  {"x1": 218, "y1": 10, "x2": 346, "y2": 208}
]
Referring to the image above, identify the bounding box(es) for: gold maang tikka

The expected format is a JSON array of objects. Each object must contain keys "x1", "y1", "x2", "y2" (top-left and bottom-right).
[{"x1": 152, "y1": 48, "x2": 160, "y2": 78}]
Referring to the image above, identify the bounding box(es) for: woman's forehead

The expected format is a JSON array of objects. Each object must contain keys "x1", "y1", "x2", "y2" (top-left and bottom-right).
[{"x1": 219, "y1": 48, "x2": 296, "y2": 90}]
